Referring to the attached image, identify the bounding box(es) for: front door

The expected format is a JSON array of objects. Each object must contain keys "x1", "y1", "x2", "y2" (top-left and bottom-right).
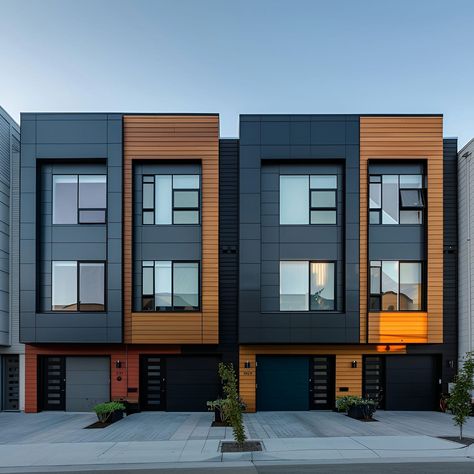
[
  {"x1": 140, "y1": 356, "x2": 166, "y2": 410},
  {"x1": 40, "y1": 356, "x2": 66, "y2": 411},
  {"x1": 2, "y1": 355, "x2": 20, "y2": 410},
  {"x1": 311, "y1": 356, "x2": 335, "y2": 410}
]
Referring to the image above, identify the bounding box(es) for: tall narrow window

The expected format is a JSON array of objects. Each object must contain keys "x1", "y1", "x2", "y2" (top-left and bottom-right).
[
  {"x1": 52, "y1": 261, "x2": 105, "y2": 312},
  {"x1": 172, "y1": 175, "x2": 200, "y2": 224},
  {"x1": 280, "y1": 261, "x2": 309, "y2": 310},
  {"x1": 400, "y1": 262, "x2": 422, "y2": 310},
  {"x1": 310, "y1": 262, "x2": 335, "y2": 310},
  {"x1": 369, "y1": 176, "x2": 382, "y2": 224},
  {"x1": 381, "y1": 175, "x2": 399, "y2": 224},
  {"x1": 53, "y1": 176, "x2": 78, "y2": 224},
  {"x1": 142, "y1": 176, "x2": 155, "y2": 224},
  {"x1": 280, "y1": 176, "x2": 309, "y2": 225},
  {"x1": 141, "y1": 261, "x2": 200, "y2": 311},
  {"x1": 310, "y1": 176, "x2": 337, "y2": 224},
  {"x1": 155, "y1": 175, "x2": 173, "y2": 224}
]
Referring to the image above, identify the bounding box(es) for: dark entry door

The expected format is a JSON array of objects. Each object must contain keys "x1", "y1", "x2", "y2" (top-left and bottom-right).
[
  {"x1": 140, "y1": 356, "x2": 166, "y2": 410},
  {"x1": 257, "y1": 356, "x2": 310, "y2": 411},
  {"x1": 165, "y1": 356, "x2": 220, "y2": 411},
  {"x1": 385, "y1": 355, "x2": 439, "y2": 411},
  {"x1": 40, "y1": 356, "x2": 66, "y2": 411},
  {"x1": 311, "y1": 356, "x2": 335, "y2": 410},
  {"x1": 363, "y1": 356, "x2": 385, "y2": 409},
  {"x1": 2, "y1": 355, "x2": 20, "y2": 410}
]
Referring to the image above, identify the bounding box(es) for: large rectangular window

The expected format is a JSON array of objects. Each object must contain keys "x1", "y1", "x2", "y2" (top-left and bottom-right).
[
  {"x1": 52, "y1": 261, "x2": 105, "y2": 312},
  {"x1": 369, "y1": 260, "x2": 423, "y2": 311},
  {"x1": 142, "y1": 174, "x2": 200, "y2": 225},
  {"x1": 280, "y1": 175, "x2": 338, "y2": 225},
  {"x1": 280, "y1": 261, "x2": 335, "y2": 311},
  {"x1": 53, "y1": 174, "x2": 106, "y2": 224},
  {"x1": 142, "y1": 261, "x2": 199, "y2": 311},
  {"x1": 369, "y1": 174, "x2": 424, "y2": 225}
]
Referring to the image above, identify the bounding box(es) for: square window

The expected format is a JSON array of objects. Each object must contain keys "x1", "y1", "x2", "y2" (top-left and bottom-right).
[
  {"x1": 369, "y1": 210, "x2": 381, "y2": 224},
  {"x1": 400, "y1": 189, "x2": 424, "y2": 209},
  {"x1": 311, "y1": 210, "x2": 336, "y2": 224},
  {"x1": 310, "y1": 175, "x2": 337, "y2": 189},
  {"x1": 311, "y1": 190, "x2": 336, "y2": 208}
]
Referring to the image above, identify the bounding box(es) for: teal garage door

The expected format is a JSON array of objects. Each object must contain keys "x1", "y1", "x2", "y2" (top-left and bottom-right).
[{"x1": 256, "y1": 356, "x2": 309, "y2": 411}]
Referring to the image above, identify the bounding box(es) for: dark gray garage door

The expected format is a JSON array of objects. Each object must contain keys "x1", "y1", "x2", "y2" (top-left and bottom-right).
[
  {"x1": 65, "y1": 357, "x2": 110, "y2": 412},
  {"x1": 165, "y1": 356, "x2": 220, "y2": 411},
  {"x1": 385, "y1": 355, "x2": 439, "y2": 411}
]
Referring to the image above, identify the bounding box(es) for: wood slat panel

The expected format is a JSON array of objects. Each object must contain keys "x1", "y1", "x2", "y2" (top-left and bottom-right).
[
  {"x1": 123, "y1": 115, "x2": 219, "y2": 344},
  {"x1": 359, "y1": 116, "x2": 443, "y2": 344},
  {"x1": 368, "y1": 312, "x2": 428, "y2": 343},
  {"x1": 239, "y1": 345, "x2": 406, "y2": 412}
]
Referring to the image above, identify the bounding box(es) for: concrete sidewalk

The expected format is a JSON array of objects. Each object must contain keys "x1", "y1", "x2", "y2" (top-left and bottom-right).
[{"x1": 0, "y1": 435, "x2": 472, "y2": 469}]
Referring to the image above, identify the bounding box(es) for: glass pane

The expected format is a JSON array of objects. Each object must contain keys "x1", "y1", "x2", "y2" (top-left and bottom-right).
[
  {"x1": 381, "y1": 261, "x2": 399, "y2": 311},
  {"x1": 173, "y1": 262, "x2": 199, "y2": 309},
  {"x1": 79, "y1": 175, "x2": 106, "y2": 209},
  {"x1": 78, "y1": 209, "x2": 106, "y2": 224},
  {"x1": 143, "y1": 182, "x2": 154, "y2": 209},
  {"x1": 53, "y1": 175, "x2": 78, "y2": 224},
  {"x1": 52, "y1": 261, "x2": 77, "y2": 311},
  {"x1": 280, "y1": 176, "x2": 309, "y2": 225},
  {"x1": 174, "y1": 190, "x2": 199, "y2": 208},
  {"x1": 310, "y1": 175, "x2": 337, "y2": 189},
  {"x1": 142, "y1": 265, "x2": 154, "y2": 295},
  {"x1": 173, "y1": 175, "x2": 200, "y2": 189},
  {"x1": 370, "y1": 267, "x2": 381, "y2": 294},
  {"x1": 79, "y1": 263, "x2": 105, "y2": 311},
  {"x1": 400, "y1": 210, "x2": 423, "y2": 224},
  {"x1": 143, "y1": 211, "x2": 154, "y2": 225},
  {"x1": 372, "y1": 261, "x2": 382, "y2": 267},
  {"x1": 280, "y1": 261, "x2": 309, "y2": 311},
  {"x1": 143, "y1": 175, "x2": 154, "y2": 183},
  {"x1": 369, "y1": 296, "x2": 381, "y2": 311},
  {"x1": 310, "y1": 262, "x2": 335, "y2": 310},
  {"x1": 400, "y1": 175, "x2": 423, "y2": 189},
  {"x1": 142, "y1": 296, "x2": 154, "y2": 311},
  {"x1": 155, "y1": 175, "x2": 172, "y2": 224},
  {"x1": 382, "y1": 175, "x2": 399, "y2": 224},
  {"x1": 400, "y1": 262, "x2": 422, "y2": 310},
  {"x1": 155, "y1": 261, "x2": 172, "y2": 310},
  {"x1": 311, "y1": 190, "x2": 335, "y2": 208},
  {"x1": 369, "y1": 210, "x2": 381, "y2": 224},
  {"x1": 400, "y1": 189, "x2": 424, "y2": 208},
  {"x1": 369, "y1": 183, "x2": 381, "y2": 209},
  {"x1": 311, "y1": 210, "x2": 336, "y2": 224},
  {"x1": 370, "y1": 175, "x2": 381, "y2": 183},
  {"x1": 173, "y1": 210, "x2": 199, "y2": 224}
]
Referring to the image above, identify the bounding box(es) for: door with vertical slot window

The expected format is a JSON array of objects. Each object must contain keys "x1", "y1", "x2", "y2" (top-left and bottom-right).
[{"x1": 310, "y1": 356, "x2": 335, "y2": 410}]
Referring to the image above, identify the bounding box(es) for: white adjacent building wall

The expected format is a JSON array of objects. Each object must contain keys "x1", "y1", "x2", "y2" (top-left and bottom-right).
[{"x1": 459, "y1": 138, "x2": 474, "y2": 368}]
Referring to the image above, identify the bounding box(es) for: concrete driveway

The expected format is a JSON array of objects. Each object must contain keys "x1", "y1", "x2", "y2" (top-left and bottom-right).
[{"x1": 1, "y1": 410, "x2": 473, "y2": 444}]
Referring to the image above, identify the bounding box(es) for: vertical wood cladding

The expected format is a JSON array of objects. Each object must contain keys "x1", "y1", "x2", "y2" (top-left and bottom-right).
[
  {"x1": 123, "y1": 115, "x2": 219, "y2": 344},
  {"x1": 239, "y1": 345, "x2": 407, "y2": 412},
  {"x1": 360, "y1": 117, "x2": 444, "y2": 344},
  {"x1": 24, "y1": 344, "x2": 180, "y2": 412}
]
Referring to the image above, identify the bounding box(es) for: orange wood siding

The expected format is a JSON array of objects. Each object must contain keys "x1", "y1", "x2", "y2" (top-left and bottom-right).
[
  {"x1": 25, "y1": 344, "x2": 180, "y2": 413},
  {"x1": 123, "y1": 115, "x2": 219, "y2": 344},
  {"x1": 239, "y1": 345, "x2": 406, "y2": 412},
  {"x1": 368, "y1": 312, "x2": 428, "y2": 343},
  {"x1": 359, "y1": 116, "x2": 443, "y2": 344}
]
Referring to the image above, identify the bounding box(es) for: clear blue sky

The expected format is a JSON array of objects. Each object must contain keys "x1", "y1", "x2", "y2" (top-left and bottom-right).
[{"x1": 1, "y1": 0, "x2": 473, "y2": 146}]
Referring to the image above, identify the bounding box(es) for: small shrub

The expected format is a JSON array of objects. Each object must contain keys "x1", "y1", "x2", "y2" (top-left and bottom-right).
[
  {"x1": 93, "y1": 401, "x2": 126, "y2": 423},
  {"x1": 335, "y1": 395, "x2": 361, "y2": 413}
]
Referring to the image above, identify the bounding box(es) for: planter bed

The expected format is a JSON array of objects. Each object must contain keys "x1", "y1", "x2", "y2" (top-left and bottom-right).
[
  {"x1": 84, "y1": 410, "x2": 124, "y2": 429},
  {"x1": 220, "y1": 440, "x2": 263, "y2": 453}
]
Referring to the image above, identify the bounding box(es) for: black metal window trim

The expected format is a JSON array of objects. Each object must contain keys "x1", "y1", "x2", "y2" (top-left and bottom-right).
[
  {"x1": 50, "y1": 260, "x2": 107, "y2": 312},
  {"x1": 141, "y1": 260, "x2": 201, "y2": 312},
  {"x1": 52, "y1": 174, "x2": 107, "y2": 225},
  {"x1": 368, "y1": 259, "x2": 425, "y2": 312}
]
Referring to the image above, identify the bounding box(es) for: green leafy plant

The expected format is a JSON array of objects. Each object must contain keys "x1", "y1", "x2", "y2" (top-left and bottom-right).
[
  {"x1": 216, "y1": 362, "x2": 247, "y2": 446},
  {"x1": 93, "y1": 401, "x2": 126, "y2": 423},
  {"x1": 448, "y1": 352, "x2": 474, "y2": 440},
  {"x1": 335, "y1": 395, "x2": 362, "y2": 413}
]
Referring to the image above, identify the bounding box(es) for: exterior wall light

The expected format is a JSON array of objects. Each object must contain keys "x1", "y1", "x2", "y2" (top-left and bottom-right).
[
  {"x1": 351, "y1": 360, "x2": 358, "y2": 368},
  {"x1": 244, "y1": 360, "x2": 251, "y2": 369}
]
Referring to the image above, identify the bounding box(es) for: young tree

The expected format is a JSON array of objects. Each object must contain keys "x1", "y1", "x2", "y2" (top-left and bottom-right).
[
  {"x1": 218, "y1": 362, "x2": 247, "y2": 446},
  {"x1": 448, "y1": 352, "x2": 474, "y2": 440}
]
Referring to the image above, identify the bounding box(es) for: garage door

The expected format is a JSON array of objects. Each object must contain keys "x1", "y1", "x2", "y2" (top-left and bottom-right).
[
  {"x1": 385, "y1": 355, "x2": 439, "y2": 411},
  {"x1": 140, "y1": 356, "x2": 220, "y2": 411},
  {"x1": 65, "y1": 357, "x2": 110, "y2": 412},
  {"x1": 257, "y1": 356, "x2": 310, "y2": 411}
]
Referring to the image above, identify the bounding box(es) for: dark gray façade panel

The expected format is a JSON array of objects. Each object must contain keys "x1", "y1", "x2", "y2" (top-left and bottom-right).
[
  {"x1": 238, "y1": 115, "x2": 360, "y2": 344},
  {"x1": 19, "y1": 114, "x2": 123, "y2": 343}
]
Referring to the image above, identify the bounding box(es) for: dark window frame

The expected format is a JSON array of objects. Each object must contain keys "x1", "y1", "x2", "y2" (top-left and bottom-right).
[
  {"x1": 369, "y1": 173, "x2": 425, "y2": 226},
  {"x1": 141, "y1": 260, "x2": 201, "y2": 312},
  {"x1": 51, "y1": 260, "x2": 106, "y2": 312},
  {"x1": 309, "y1": 175, "x2": 338, "y2": 225},
  {"x1": 368, "y1": 259, "x2": 425, "y2": 312},
  {"x1": 52, "y1": 174, "x2": 107, "y2": 225}
]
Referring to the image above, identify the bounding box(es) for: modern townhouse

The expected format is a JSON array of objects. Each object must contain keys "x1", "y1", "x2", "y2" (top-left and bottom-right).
[
  {"x1": 19, "y1": 112, "x2": 457, "y2": 413},
  {"x1": 0, "y1": 106, "x2": 21, "y2": 411},
  {"x1": 20, "y1": 114, "x2": 238, "y2": 412},
  {"x1": 237, "y1": 115, "x2": 457, "y2": 412},
  {"x1": 458, "y1": 138, "x2": 474, "y2": 367}
]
